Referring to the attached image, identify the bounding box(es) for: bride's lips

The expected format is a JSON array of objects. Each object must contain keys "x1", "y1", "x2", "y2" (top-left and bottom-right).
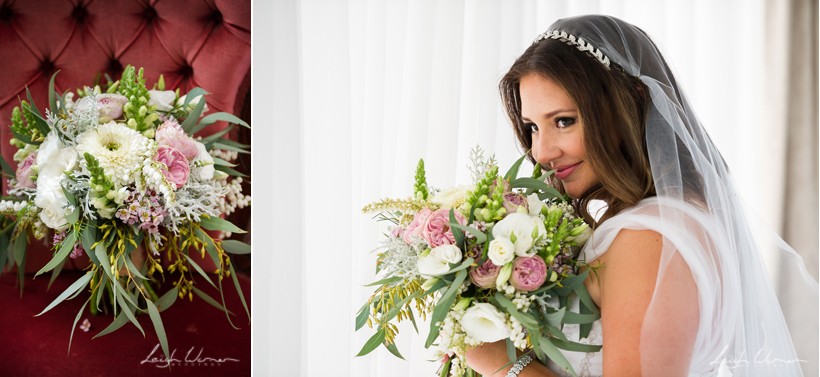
[{"x1": 554, "y1": 162, "x2": 582, "y2": 180}]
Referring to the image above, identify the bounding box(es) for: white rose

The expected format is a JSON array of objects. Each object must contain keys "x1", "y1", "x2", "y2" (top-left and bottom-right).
[
  {"x1": 431, "y1": 185, "x2": 470, "y2": 209},
  {"x1": 491, "y1": 213, "x2": 544, "y2": 257},
  {"x1": 417, "y1": 245, "x2": 463, "y2": 277},
  {"x1": 459, "y1": 303, "x2": 510, "y2": 343},
  {"x1": 192, "y1": 141, "x2": 215, "y2": 181},
  {"x1": 148, "y1": 90, "x2": 176, "y2": 112},
  {"x1": 527, "y1": 193, "x2": 546, "y2": 216},
  {"x1": 487, "y1": 237, "x2": 515, "y2": 266}
]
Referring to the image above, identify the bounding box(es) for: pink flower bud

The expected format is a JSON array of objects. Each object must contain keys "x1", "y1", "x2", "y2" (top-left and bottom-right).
[
  {"x1": 15, "y1": 153, "x2": 37, "y2": 189},
  {"x1": 510, "y1": 256, "x2": 547, "y2": 292},
  {"x1": 469, "y1": 259, "x2": 501, "y2": 289}
]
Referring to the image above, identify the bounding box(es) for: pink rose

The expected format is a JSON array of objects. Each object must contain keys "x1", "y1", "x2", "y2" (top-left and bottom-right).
[
  {"x1": 155, "y1": 146, "x2": 190, "y2": 188},
  {"x1": 502, "y1": 192, "x2": 528, "y2": 213},
  {"x1": 510, "y1": 256, "x2": 547, "y2": 292},
  {"x1": 402, "y1": 208, "x2": 433, "y2": 244},
  {"x1": 421, "y1": 208, "x2": 467, "y2": 248},
  {"x1": 469, "y1": 259, "x2": 501, "y2": 289},
  {"x1": 155, "y1": 120, "x2": 199, "y2": 161},
  {"x1": 15, "y1": 153, "x2": 37, "y2": 189}
]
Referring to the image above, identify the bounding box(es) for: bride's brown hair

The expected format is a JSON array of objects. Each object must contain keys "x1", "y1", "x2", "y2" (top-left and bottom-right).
[{"x1": 499, "y1": 39, "x2": 654, "y2": 226}]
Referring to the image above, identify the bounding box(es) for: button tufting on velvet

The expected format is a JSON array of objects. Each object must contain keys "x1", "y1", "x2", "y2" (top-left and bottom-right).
[
  {"x1": 71, "y1": 4, "x2": 88, "y2": 24},
  {"x1": 178, "y1": 63, "x2": 194, "y2": 79},
  {"x1": 39, "y1": 59, "x2": 57, "y2": 77},
  {"x1": 208, "y1": 8, "x2": 223, "y2": 24},
  {"x1": 0, "y1": 3, "x2": 14, "y2": 24},
  {"x1": 107, "y1": 58, "x2": 123, "y2": 76},
  {"x1": 142, "y1": 5, "x2": 158, "y2": 23}
]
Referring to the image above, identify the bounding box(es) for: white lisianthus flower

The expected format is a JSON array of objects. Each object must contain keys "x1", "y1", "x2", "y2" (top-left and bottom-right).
[
  {"x1": 527, "y1": 193, "x2": 546, "y2": 216},
  {"x1": 459, "y1": 303, "x2": 511, "y2": 343},
  {"x1": 178, "y1": 93, "x2": 208, "y2": 112},
  {"x1": 488, "y1": 237, "x2": 515, "y2": 266},
  {"x1": 34, "y1": 174, "x2": 70, "y2": 231},
  {"x1": 36, "y1": 132, "x2": 61, "y2": 166},
  {"x1": 36, "y1": 133, "x2": 78, "y2": 185},
  {"x1": 192, "y1": 141, "x2": 215, "y2": 181},
  {"x1": 417, "y1": 244, "x2": 462, "y2": 277},
  {"x1": 431, "y1": 185, "x2": 471, "y2": 209},
  {"x1": 75, "y1": 122, "x2": 152, "y2": 186},
  {"x1": 491, "y1": 213, "x2": 545, "y2": 257},
  {"x1": 147, "y1": 90, "x2": 176, "y2": 112},
  {"x1": 568, "y1": 223, "x2": 592, "y2": 245}
]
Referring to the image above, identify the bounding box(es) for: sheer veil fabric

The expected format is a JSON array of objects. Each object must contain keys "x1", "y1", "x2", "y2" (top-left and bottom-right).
[{"x1": 542, "y1": 15, "x2": 818, "y2": 376}]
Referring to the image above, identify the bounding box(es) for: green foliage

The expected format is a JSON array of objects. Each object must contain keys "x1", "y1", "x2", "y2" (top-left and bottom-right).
[
  {"x1": 413, "y1": 159, "x2": 429, "y2": 200},
  {"x1": 118, "y1": 65, "x2": 157, "y2": 133}
]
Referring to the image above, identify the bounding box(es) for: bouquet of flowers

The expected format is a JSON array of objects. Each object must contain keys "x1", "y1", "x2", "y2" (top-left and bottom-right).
[
  {"x1": 356, "y1": 147, "x2": 599, "y2": 377},
  {"x1": 0, "y1": 66, "x2": 251, "y2": 359}
]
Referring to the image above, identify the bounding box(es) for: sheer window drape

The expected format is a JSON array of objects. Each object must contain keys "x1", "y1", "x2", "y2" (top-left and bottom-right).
[{"x1": 263, "y1": 1, "x2": 817, "y2": 376}]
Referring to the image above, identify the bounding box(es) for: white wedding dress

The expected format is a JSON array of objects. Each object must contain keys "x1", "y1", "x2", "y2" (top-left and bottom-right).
[{"x1": 545, "y1": 197, "x2": 782, "y2": 377}]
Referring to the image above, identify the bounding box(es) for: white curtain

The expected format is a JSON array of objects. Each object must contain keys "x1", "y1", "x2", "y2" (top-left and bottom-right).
[{"x1": 262, "y1": 0, "x2": 817, "y2": 376}]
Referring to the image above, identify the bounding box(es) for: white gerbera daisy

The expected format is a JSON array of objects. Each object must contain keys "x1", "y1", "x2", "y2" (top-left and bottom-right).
[{"x1": 76, "y1": 121, "x2": 153, "y2": 186}]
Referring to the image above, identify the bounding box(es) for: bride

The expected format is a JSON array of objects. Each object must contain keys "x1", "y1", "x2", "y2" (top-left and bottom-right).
[{"x1": 465, "y1": 15, "x2": 816, "y2": 377}]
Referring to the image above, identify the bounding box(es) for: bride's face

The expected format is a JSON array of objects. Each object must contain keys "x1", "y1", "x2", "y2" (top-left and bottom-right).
[{"x1": 519, "y1": 73, "x2": 600, "y2": 198}]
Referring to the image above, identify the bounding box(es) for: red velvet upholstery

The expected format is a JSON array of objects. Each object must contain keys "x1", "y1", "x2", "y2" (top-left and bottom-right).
[{"x1": 0, "y1": 0, "x2": 250, "y2": 374}]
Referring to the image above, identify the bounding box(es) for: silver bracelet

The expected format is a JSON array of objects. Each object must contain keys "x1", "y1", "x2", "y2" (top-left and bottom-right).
[{"x1": 505, "y1": 354, "x2": 533, "y2": 377}]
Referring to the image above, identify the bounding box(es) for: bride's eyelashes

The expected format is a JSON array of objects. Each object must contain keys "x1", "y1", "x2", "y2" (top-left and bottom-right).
[
  {"x1": 523, "y1": 117, "x2": 576, "y2": 134},
  {"x1": 556, "y1": 117, "x2": 576, "y2": 128}
]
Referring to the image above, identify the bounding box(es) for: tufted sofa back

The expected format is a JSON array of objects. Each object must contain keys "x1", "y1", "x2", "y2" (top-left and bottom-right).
[{"x1": 0, "y1": 0, "x2": 250, "y2": 272}]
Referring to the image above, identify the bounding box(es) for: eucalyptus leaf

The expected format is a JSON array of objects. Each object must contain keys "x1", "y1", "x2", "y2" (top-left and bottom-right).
[
  {"x1": 190, "y1": 112, "x2": 250, "y2": 135},
  {"x1": 114, "y1": 289, "x2": 144, "y2": 336},
  {"x1": 93, "y1": 310, "x2": 130, "y2": 339},
  {"x1": 156, "y1": 286, "x2": 179, "y2": 312},
  {"x1": 365, "y1": 275, "x2": 403, "y2": 287},
  {"x1": 35, "y1": 231, "x2": 76, "y2": 276},
  {"x1": 450, "y1": 224, "x2": 487, "y2": 244},
  {"x1": 444, "y1": 257, "x2": 474, "y2": 275},
  {"x1": 493, "y1": 292, "x2": 539, "y2": 328},
  {"x1": 449, "y1": 209, "x2": 465, "y2": 247},
  {"x1": 425, "y1": 269, "x2": 467, "y2": 348},
  {"x1": 25, "y1": 88, "x2": 52, "y2": 137},
  {"x1": 356, "y1": 328, "x2": 385, "y2": 357},
  {"x1": 221, "y1": 239, "x2": 251, "y2": 255},
  {"x1": 504, "y1": 153, "x2": 528, "y2": 180},
  {"x1": 191, "y1": 285, "x2": 234, "y2": 315},
  {"x1": 355, "y1": 302, "x2": 370, "y2": 331},
  {"x1": 200, "y1": 215, "x2": 246, "y2": 234},
  {"x1": 552, "y1": 338, "x2": 602, "y2": 353},
  {"x1": 146, "y1": 300, "x2": 170, "y2": 359},
  {"x1": 540, "y1": 336, "x2": 577, "y2": 377},
  {"x1": 68, "y1": 297, "x2": 90, "y2": 355},
  {"x1": 36, "y1": 271, "x2": 92, "y2": 317},
  {"x1": 229, "y1": 263, "x2": 251, "y2": 320},
  {"x1": 184, "y1": 253, "x2": 217, "y2": 289},
  {"x1": 48, "y1": 70, "x2": 61, "y2": 113},
  {"x1": 214, "y1": 164, "x2": 248, "y2": 177},
  {"x1": 384, "y1": 342, "x2": 404, "y2": 360},
  {"x1": 0, "y1": 155, "x2": 14, "y2": 178},
  {"x1": 181, "y1": 97, "x2": 206, "y2": 133}
]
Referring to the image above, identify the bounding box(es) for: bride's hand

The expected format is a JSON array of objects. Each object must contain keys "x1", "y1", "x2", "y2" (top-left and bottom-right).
[{"x1": 464, "y1": 341, "x2": 557, "y2": 377}]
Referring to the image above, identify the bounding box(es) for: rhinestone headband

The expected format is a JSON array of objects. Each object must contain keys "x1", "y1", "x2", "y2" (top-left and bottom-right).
[{"x1": 532, "y1": 30, "x2": 611, "y2": 69}]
